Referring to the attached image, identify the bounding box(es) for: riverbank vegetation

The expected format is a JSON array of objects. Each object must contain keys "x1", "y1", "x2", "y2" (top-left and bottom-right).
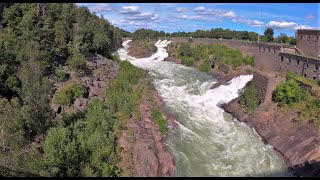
[
  {"x1": 170, "y1": 42, "x2": 254, "y2": 73},
  {"x1": 151, "y1": 108, "x2": 168, "y2": 135},
  {"x1": 239, "y1": 82, "x2": 260, "y2": 113},
  {"x1": 272, "y1": 71, "x2": 320, "y2": 129}
]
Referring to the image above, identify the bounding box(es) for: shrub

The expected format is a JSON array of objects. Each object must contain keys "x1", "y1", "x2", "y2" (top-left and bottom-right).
[
  {"x1": 44, "y1": 98, "x2": 120, "y2": 177},
  {"x1": 151, "y1": 108, "x2": 168, "y2": 135},
  {"x1": 239, "y1": 82, "x2": 260, "y2": 112},
  {"x1": 55, "y1": 83, "x2": 84, "y2": 106},
  {"x1": 66, "y1": 56, "x2": 86, "y2": 75},
  {"x1": 243, "y1": 56, "x2": 254, "y2": 66},
  {"x1": 181, "y1": 56, "x2": 194, "y2": 66},
  {"x1": 199, "y1": 59, "x2": 211, "y2": 72},
  {"x1": 272, "y1": 79, "x2": 305, "y2": 106},
  {"x1": 55, "y1": 65, "x2": 67, "y2": 82}
]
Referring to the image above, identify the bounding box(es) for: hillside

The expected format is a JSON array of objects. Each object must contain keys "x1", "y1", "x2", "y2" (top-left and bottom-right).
[{"x1": 0, "y1": 3, "x2": 175, "y2": 177}]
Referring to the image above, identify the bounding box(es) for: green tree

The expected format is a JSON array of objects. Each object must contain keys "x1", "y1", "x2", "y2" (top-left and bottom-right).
[
  {"x1": 272, "y1": 79, "x2": 305, "y2": 106},
  {"x1": 289, "y1": 38, "x2": 296, "y2": 45},
  {"x1": 18, "y1": 40, "x2": 52, "y2": 137},
  {"x1": 264, "y1": 28, "x2": 274, "y2": 42}
]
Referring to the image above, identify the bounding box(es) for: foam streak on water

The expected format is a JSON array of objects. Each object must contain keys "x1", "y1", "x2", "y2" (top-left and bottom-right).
[{"x1": 116, "y1": 40, "x2": 289, "y2": 177}]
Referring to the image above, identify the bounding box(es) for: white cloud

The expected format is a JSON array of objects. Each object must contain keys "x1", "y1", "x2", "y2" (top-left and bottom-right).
[
  {"x1": 232, "y1": 18, "x2": 264, "y2": 27},
  {"x1": 194, "y1": 6, "x2": 236, "y2": 18},
  {"x1": 176, "y1": 7, "x2": 188, "y2": 13},
  {"x1": 125, "y1": 12, "x2": 159, "y2": 21},
  {"x1": 177, "y1": 15, "x2": 221, "y2": 22},
  {"x1": 266, "y1": 20, "x2": 315, "y2": 30},
  {"x1": 194, "y1": 6, "x2": 206, "y2": 12},
  {"x1": 178, "y1": 15, "x2": 206, "y2": 20},
  {"x1": 120, "y1": 6, "x2": 140, "y2": 14},
  {"x1": 88, "y1": 3, "x2": 114, "y2": 13},
  {"x1": 221, "y1": 11, "x2": 236, "y2": 18},
  {"x1": 111, "y1": 19, "x2": 145, "y2": 28}
]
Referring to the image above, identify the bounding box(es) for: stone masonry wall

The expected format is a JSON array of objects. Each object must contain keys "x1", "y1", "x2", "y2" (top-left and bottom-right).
[
  {"x1": 279, "y1": 52, "x2": 320, "y2": 80},
  {"x1": 252, "y1": 71, "x2": 269, "y2": 103},
  {"x1": 296, "y1": 30, "x2": 320, "y2": 58}
]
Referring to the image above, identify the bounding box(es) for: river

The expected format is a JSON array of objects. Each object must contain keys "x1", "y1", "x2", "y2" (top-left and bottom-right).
[{"x1": 116, "y1": 40, "x2": 291, "y2": 177}]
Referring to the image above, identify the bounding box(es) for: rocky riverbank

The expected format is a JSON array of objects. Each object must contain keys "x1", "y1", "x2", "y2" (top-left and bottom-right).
[
  {"x1": 117, "y1": 43, "x2": 178, "y2": 176},
  {"x1": 222, "y1": 97, "x2": 320, "y2": 176},
  {"x1": 117, "y1": 88, "x2": 178, "y2": 176}
]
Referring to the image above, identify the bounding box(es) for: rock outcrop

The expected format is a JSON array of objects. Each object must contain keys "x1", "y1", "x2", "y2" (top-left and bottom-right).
[
  {"x1": 50, "y1": 54, "x2": 120, "y2": 117},
  {"x1": 118, "y1": 89, "x2": 177, "y2": 177},
  {"x1": 223, "y1": 98, "x2": 320, "y2": 174}
]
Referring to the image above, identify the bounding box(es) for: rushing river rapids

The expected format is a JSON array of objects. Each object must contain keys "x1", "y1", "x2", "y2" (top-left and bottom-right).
[{"x1": 116, "y1": 40, "x2": 291, "y2": 177}]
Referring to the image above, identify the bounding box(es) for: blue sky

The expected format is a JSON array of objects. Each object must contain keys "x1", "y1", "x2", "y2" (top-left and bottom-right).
[{"x1": 76, "y1": 3, "x2": 319, "y2": 37}]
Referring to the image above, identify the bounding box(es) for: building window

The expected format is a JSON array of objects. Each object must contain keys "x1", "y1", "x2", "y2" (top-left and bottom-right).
[
  {"x1": 288, "y1": 58, "x2": 291, "y2": 64},
  {"x1": 313, "y1": 76, "x2": 317, "y2": 80},
  {"x1": 308, "y1": 36, "x2": 311, "y2": 41},
  {"x1": 297, "y1": 60, "x2": 300, "y2": 65},
  {"x1": 281, "y1": 57, "x2": 283, "y2": 61},
  {"x1": 315, "y1": 65, "x2": 319, "y2": 71},
  {"x1": 316, "y1": 36, "x2": 319, "y2": 42},
  {"x1": 300, "y1": 35, "x2": 302, "y2": 40},
  {"x1": 305, "y1": 63, "x2": 309, "y2": 68},
  {"x1": 304, "y1": 73, "x2": 307, "y2": 77}
]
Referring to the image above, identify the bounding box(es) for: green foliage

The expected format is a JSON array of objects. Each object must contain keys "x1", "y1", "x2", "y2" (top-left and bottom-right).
[
  {"x1": 66, "y1": 41, "x2": 87, "y2": 75},
  {"x1": 18, "y1": 49, "x2": 52, "y2": 137},
  {"x1": 0, "y1": 97, "x2": 25, "y2": 150},
  {"x1": 55, "y1": 65, "x2": 67, "y2": 82},
  {"x1": 55, "y1": 83, "x2": 84, "y2": 106},
  {"x1": 286, "y1": 71, "x2": 319, "y2": 88},
  {"x1": 0, "y1": 3, "x2": 132, "y2": 177},
  {"x1": 199, "y1": 58, "x2": 211, "y2": 72},
  {"x1": 289, "y1": 38, "x2": 297, "y2": 45},
  {"x1": 272, "y1": 79, "x2": 305, "y2": 106},
  {"x1": 240, "y1": 82, "x2": 260, "y2": 112},
  {"x1": 105, "y1": 61, "x2": 146, "y2": 118},
  {"x1": 264, "y1": 28, "x2": 274, "y2": 42},
  {"x1": 151, "y1": 108, "x2": 168, "y2": 135},
  {"x1": 44, "y1": 98, "x2": 120, "y2": 177},
  {"x1": 132, "y1": 28, "x2": 164, "y2": 40},
  {"x1": 178, "y1": 43, "x2": 192, "y2": 57},
  {"x1": 181, "y1": 56, "x2": 194, "y2": 66},
  {"x1": 175, "y1": 43, "x2": 254, "y2": 71}
]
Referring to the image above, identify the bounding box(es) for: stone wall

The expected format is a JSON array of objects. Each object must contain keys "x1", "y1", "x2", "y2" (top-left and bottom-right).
[
  {"x1": 252, "y1": 71, "x2": 269, "y2": 103},
  {"x1": 279, "y1": 52, "x2": 320, "y2": 80},
  {"x1": 296, "y1": 30, "x2": 320, "y2": 58}
]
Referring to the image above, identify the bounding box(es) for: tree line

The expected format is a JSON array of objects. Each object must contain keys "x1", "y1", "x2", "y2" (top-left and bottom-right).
[{"x1": 130, "y1": 27, "x2": 297, "y2": 45}]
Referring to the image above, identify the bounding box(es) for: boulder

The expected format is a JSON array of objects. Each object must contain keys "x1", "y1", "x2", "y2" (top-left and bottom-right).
[
  {"x1": 73, "y1": 98, "x2": 88, "y2": 112},
  {"x1": 89, "y1": 86, "x2": 105, "y2": 99}
]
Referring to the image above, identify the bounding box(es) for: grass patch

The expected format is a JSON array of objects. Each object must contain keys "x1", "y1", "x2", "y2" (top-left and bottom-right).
[{"x1": 151, "y1": 108, "x2": 168, "y2": 135}]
